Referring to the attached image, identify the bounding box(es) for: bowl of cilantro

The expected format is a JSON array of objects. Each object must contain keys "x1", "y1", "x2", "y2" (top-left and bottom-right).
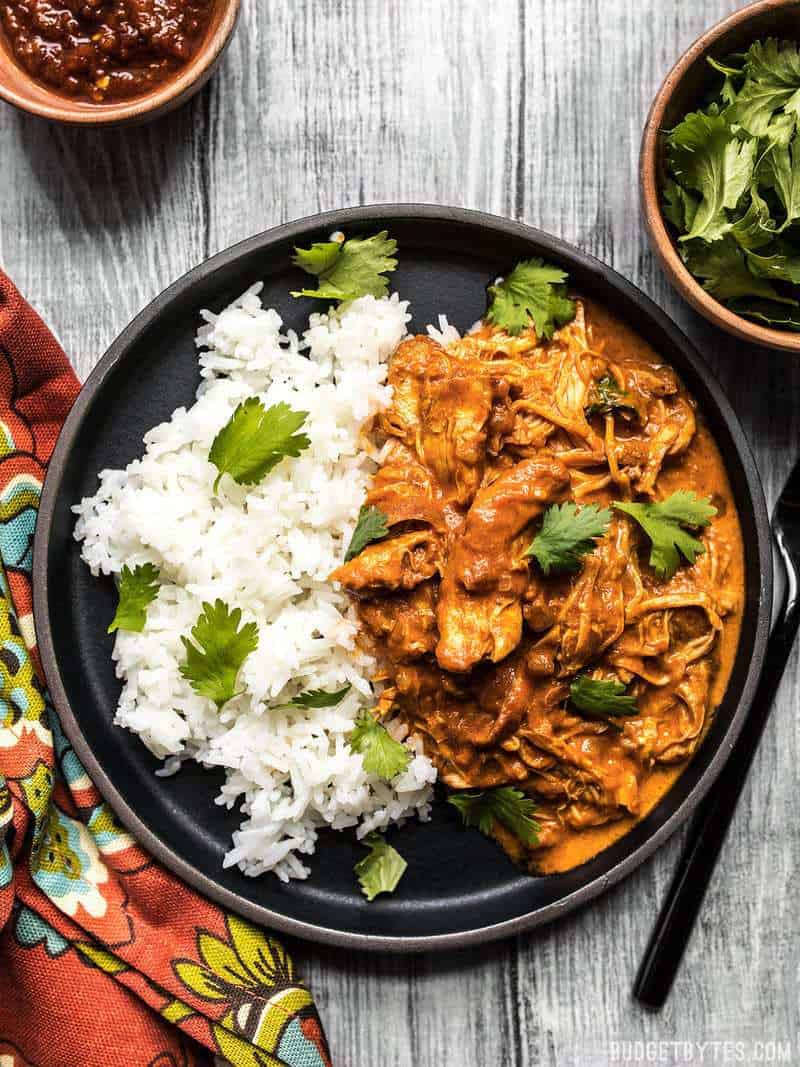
[{"x1": 641, "y1": 0, "x2": 800, "y2": 352}]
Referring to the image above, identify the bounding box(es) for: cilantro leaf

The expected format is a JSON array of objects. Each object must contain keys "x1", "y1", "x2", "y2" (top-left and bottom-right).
[
  {"x1": 729, "y1": 297, "x2": 800, "y2": 330},
  {"x1": 584, "y1": 375, "x2": 639, "y2": 420},
  {"x1": 763, "y1": 111, "x2": 797, "y2": 148},
  {"x1": 757, "y1": 136, "x2": 800, "y2": 226},
  {"x1": 729, "y1": 186, "x2": 778, "y2": 251},
  {"x1": 448, "y1": 787, "x2": 540, "y2": 846},
  {"x1": 569, "y1": 675, "x2": 639, "y2": 720},
  {"x1": 746, "y1": 242, "x2": 800, "y2": 283},
  {"x1": 348, "y1": 711, "x2": 411, "y2": 781},
  {"x1": 707, "y1": 55, "x2": 744, "y2": 80},
  {"x1": 664, "y1": 43, "x2": 800, "y2": 332},
  {"x1": 706, "y1": 53, "x2": 746, "y2": 108},
  {"x1": 614, "y1": 491, "x2": 717, "y2": 580},
  {"x1": 107, "y1": 563, "x2": 160, "y2": 634},
  {"x1": 662, "y1": 178, "x2": 699, "y2": 233},
  {"x1": 486, "y1": 258, "x2": 576, "y2": 339},
  {"x1": 344, "y1": 505, "x2": 389, "y2": 562},
  {"x1": 291, "y1": 231, "x2": 398, "y2": 302},
  {"x1": 354, "y1": 833, "x2": 407, "y2": 902},
  {"x1": 666, "y1": 110, "x2": 756, "y2": 242},
  {"x1": 292, "y1": 240, "x2": 342, "y2": 277},
  {"x1": 180, "y1": 600, "x2": 259, "y2": 710},
  {"x1": 209, "y1": 399, "x2": 310, "y2": 494},
  {"x1": 525, "y1": 502, "x2": 611, "y2": 576},
  {"x1": 729, "y1": 38, "x2": 800, "y2": 137},
  {"x1": 681, "y1": 236, "x2": 792, "y2": 304},
  {"x1": 273, "y1": 686, "x2": 351, "y2": 710}
]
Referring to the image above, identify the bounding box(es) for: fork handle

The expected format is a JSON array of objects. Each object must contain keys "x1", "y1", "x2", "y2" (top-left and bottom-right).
[{"x1": 634, "y1": 531, "x2": 799, "y2": 1009}]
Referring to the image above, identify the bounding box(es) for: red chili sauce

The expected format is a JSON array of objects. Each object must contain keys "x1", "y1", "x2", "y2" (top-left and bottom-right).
[{"x1": 0, "y1": 0, "x2": 214, "y2": 102}]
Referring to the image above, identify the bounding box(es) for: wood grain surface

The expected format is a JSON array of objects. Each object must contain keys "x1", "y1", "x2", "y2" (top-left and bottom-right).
[{"x1": 1, "y1": 2, "x2": 798, "y2": 1065}]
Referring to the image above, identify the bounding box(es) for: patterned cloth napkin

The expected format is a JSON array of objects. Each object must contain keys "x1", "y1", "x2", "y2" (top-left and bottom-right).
[{"x1": 0, "y1": 270, "x2": 332, "y2": 1067}]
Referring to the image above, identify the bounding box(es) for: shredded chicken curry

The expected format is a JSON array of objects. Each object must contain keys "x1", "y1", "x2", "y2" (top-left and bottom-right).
[{"x1": 331, "y1": 299, "x2": 744, "y2": 873}]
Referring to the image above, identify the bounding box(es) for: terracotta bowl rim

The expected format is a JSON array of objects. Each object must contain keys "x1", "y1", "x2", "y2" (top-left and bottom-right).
[
  {"x1": 640, "y1": 0, "x2": 800, "y2": 353},
  {"x1": 0, "y1": 0, "x2": 240, "y2": 127}
]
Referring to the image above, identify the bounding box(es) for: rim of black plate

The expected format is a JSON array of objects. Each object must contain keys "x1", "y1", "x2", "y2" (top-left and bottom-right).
[{"x1": 32, "y1": 204, "x2": 773, "y2": 951}]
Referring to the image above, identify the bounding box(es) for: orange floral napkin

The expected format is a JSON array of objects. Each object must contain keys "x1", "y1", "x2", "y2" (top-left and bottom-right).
[{"x1": 0, "y1": 269, "x2": 331, "y2": 1067}]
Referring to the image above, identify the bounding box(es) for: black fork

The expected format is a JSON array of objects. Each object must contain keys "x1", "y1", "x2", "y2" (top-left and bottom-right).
[{"x1": 634, "y1": 458, "x2": 800, "y2": 1009}]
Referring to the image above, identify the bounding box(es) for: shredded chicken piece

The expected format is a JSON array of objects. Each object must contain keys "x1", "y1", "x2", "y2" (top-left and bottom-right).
[
  {"x1": 435, "y1": 454, "x2": 570, "y2": 672},
  {"x1": 530, "y1": 520, "x2": 632, "y2": 676},
  {"x1": 331, "y1": 301, "x2": 743, "y2": 870},
  {"x1": 331, "y1": 529, "x2": 439, "y2": 593}
]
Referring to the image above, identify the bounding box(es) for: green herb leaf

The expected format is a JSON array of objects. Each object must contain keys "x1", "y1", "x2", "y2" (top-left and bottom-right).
[
  {"x1": 486, "y1": 258, "x2": 576, "y2": 339},
  {"x1": 746, "y1": 241, "x2": 800, "y2": 283},
  {"x1": 348, "y1": 711, "x2": 411, "y2": 781},
  {"x1": 707, "y1": 55, "x2": 744, "y2": 80},
  {"x1": 757, "y1": 136, "x2": 800, "y2": 226},
  {"x1": 729, "y1": 38, "x2": 800, "y2": 137},
  {"x1": 274, "y1": 686, "x2": 351, "y2": 710},
  {"x1": 664, "y1": 42, "x2": 800, "y2": 333},
  {"x1": 448, "y1": 787, "x2": 540, "y2": 846},
  {"x1": 107, "y1": 563, "x2": 160, "y2": 634},
  {"x1": 707, "y1": 53, "x2": 745, "y2": 108},
  {"x1": 354, "y1": 833, "x2": 407, "y2": 901},
  {"x1": 584, "y1": 375, "x2": 639, "y2": 420},
  {"x1": 180, "y1": 600, "x2": 259, "y2": 710},
  {"x1": 569, "y1": 675, "x2": 639, "y2": 719},
  {"x1": 666, "y1": 110, "x2": 756, "y2": 242},
  {"x1": 729, "y1": 297, "x2": 800, "y2": 330},
  {"x1": 681, "y1": 236, "x2": 792, "y2": 304},
  {"x1": 525, "y1": 502, "x2": 611, "y2": 576},
  {"x1": 662, "y1": 178, "x2": 700, "y2": 233},
  {"x1": 719, "y1": 77, "x2": 739, "y2": 109},
  {"x1": 344, "y1": 505, "x2": 390, "y2": 562},
  {"x1": 209, "y1": 399, "x2": 310, "y2": 494},
  {"x1": 729, "y1": 186, "x2": 778, "y2": 250},
  {"x1": 292, "y1": 241, "x2": 342, "y2": 277},
  {"x1": 614, "y1": 491, "x2": 717, "y2": 580},
  {"x1": 763, "y1": 111, "x2": 797, "y2": 148},
  {"x1": 291, "y1": 231, "x2": 398, "y2": 302}
]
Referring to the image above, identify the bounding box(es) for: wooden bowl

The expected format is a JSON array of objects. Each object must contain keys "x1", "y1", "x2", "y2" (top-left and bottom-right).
[
  {"x1": 0, "y1": 0, "x2": 240, "y2": 127},
  {"x1": 641, "y1": 0, "x2": 800, "y2": 353}
]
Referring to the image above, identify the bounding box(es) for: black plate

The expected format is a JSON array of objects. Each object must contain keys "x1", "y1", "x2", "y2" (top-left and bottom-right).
[{"x1": 34, "y1": 205, "x2": 773, "y2": 950}]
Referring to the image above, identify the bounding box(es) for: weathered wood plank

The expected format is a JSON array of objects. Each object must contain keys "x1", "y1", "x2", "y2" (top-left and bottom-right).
[{"x1": 1, "y1": 1, "x2": 797, "y2": 1063}]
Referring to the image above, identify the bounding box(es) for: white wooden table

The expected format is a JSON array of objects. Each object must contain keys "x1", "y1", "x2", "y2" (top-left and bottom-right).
[{"x1": 1, "y1": 2, "x2": 798, "y2": 1064}]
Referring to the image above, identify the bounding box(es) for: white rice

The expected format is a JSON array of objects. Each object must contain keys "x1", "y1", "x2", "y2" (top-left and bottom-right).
[
  {"x1": 73, "y1": 286, "x2": 437, "y2": 882},
  {"x1": 426, "y1": 314, "x2": 461, "y2": 346}
]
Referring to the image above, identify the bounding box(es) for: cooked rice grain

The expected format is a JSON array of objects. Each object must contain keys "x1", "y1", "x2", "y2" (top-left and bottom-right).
[{"x1": 74, "y1": 288, "x2": 437, "y2": 881}]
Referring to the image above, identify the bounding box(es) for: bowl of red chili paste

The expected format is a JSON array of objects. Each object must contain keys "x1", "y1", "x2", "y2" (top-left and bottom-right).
[{"x1": 0, "y1": 0, "x2": 240, "y2": 125}]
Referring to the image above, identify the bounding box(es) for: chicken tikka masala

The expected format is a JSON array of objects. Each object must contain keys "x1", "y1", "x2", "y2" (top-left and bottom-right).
[{"x1": 332, "y1": 276, "x2": 744, "y2": 874}]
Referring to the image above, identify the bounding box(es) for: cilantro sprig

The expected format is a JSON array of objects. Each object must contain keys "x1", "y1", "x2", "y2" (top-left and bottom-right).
[
  {"x1": 448, "y1": 787, "x2": 540, "y2": 847},
  {"x1": 662, "y1": 37, "x2": 800, "y2": 330},
  {"x1": 569, "y1": 675, "x2": 639, "y2": 722},
  {"x1": 585, "y1": 375, "x2": 639, "y2": 420},
  {"x1": 180, "y1": 600, "x2": 259, "y2": 710},
  {"x1": 525, "y1": 502, "x2": 611, "y2": 575},
  {"x1": 273, "y1": 686, "x2": 351, "y2": 711},
  {"x1": 291, "y1": 231, "x2": 398, "y2": 302},
  {"x1": 347, "y1": 711, "x2": 411, "y2": 781},
  {"x1": 486, "y1": 258, "x2": 576, "y2": 339},
  {"x1": 728, "y1": 38, "x2": 800, "y2": 138},
  {"x1": 107, "y1": 563, "x2": 160, "y2": 634},
  {"x1": 615, "y1": 491, "x2": 717, "y2": 580},
  {"x1": 209, "y1": 399, "x2": 310, "y2": 495},
  {"x1": 344, "y1": 505, "x2": 389, "y2": 562},
  {"x1": 667, "y1": 109, "x2": 757, "y2": 243},
  {"x1": 354, "y1": 833, "x2": 407, "y2": 902}
]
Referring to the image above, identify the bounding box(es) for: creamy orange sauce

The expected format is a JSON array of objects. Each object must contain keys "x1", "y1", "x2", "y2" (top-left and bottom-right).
[
  {"x1": 333, "y1": 296, "x2": 745, "y2": 874},
  {"x1": 540, "y1": 310, "x2": 744, "y2": 874}
]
